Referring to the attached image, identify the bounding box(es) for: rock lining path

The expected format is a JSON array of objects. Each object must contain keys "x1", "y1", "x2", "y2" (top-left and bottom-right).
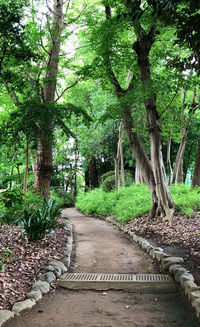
[{"x1": 6, "y1": 208, "x2": 199, "y2": 327}]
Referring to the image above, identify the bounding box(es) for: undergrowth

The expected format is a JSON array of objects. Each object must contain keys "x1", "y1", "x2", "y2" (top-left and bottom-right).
[{"x1": 76, "y1": 184, "x2": 200, "y2": 222}]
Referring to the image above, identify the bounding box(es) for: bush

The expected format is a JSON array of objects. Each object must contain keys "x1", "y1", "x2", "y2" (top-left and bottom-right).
[
  {"x1": 50, "y1": 188, "x2": 75, "y2": 208},
  {"x1": 76, "y1": 183, "x2": 200, "y2": 222},
  {"x1": 18, "y1": 199, "x2": 61, "y2": 241}
]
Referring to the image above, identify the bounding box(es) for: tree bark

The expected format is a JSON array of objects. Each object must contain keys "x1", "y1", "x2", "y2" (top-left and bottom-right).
[
  {"x1": 34, "y1": 0, "x2": 64, "y2": 197},
  {"x1": 73, "y1": 140, "x2": 79, "y2": 198},
  {"x1": 114, "y1": 156, "x2": 120, "y2": 193},
  {"x1": 135, "y1": 165, "x2": 145, "y2": 184},
  {"x1": 192, "y1": 137, "x2": 200, "y2": 187}
]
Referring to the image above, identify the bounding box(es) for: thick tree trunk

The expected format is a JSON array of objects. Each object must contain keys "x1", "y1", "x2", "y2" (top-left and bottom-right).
[
  {"x1": 133, "y1": 25, "x2": 175, "y2": 219},
  {"x1": 23, "y1": 138, "x2": 29, "y2": 194},
  {"x1": 192, "y1": 137, "x2": 200, "y2": 187},
  {"x1": 85, "y1": 168, "x2": 90, "y2": 192},
  {"x1": 89, "y1": 157, "x2": 99, "y2": 189},
  {"x1": 34, "y1": 0, "x2": 64, "y2": 197}
]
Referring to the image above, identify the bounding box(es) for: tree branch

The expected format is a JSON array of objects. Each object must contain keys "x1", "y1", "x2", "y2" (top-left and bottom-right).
[
  {"x1": 159, "y1": 90, "x2": 178, "y2": 119},
  {"x1": 54, "y1": 79, "x2": 79, "y2": 102}
]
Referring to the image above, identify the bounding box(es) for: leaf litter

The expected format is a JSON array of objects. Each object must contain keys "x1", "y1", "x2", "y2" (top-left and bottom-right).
[
  {"x1": 126, "y1": 213, "x2": 200, "y2": 283},
  {"x1": 0, "y1": 219, "x2": 70, "y2": 310}
]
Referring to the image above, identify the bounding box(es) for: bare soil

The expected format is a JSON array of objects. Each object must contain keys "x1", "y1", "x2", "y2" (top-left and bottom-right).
[{"x1": 6, "y1": 208, "x2": 199, "y2": 327}]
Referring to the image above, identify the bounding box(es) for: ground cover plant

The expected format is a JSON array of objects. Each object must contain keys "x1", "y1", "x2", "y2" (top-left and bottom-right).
[{"x1": 76, "y1": 184, "x2": 200, "y2": 222}]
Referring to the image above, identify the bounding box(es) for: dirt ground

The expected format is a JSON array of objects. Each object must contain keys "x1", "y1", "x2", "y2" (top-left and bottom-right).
[{"x1": 6, "y1": 208, "x2": 199, "y2": 327}]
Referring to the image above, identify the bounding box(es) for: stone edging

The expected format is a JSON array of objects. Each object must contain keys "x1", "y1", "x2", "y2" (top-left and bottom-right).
[
  {"x1": 98, "y1": 215, "x2": 200, "y2": 321},
  {"x1": 0, "y1": 221, "x2": 73, "y2": 327}
]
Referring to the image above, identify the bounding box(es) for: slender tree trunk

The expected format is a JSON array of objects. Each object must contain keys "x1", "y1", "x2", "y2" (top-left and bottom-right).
[
  {"x1": 89, "y1": 157, "x2": 99, "y2": 189},
  {"x1": 34, "y1": 0, "x2": 64, "y2": 197},
  {"x1": 119, "y1": 123, "x2": 125, "y2": 188},
  {"x1": 9, "y1": 167, "x2": 14, "y2": 189},
  {"x1": 172, "y1": 89, "x2": 197, "y2": 184},
  {"x1": 114, "y1": 157, "x2": 120, "y2": 193},
  {"x1": 16, "y1": 164, "x2": 22, "y2": 185},
  {"x1": 73, "y1": 140, "x2": 79, "y2": 198},
  {"x1": 192, "y1": 137, "x2": 200, "y2": 187},
  {"x1": 23, "y1": 138, "x2": 29, "y2": 194},
  {"x1": 167, "y1": 139, "x2": 173, "y2": 185}
]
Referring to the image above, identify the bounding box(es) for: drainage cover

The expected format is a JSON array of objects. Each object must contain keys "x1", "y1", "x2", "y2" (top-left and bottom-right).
[{"x1": 59, "y1": 273, "x2": 177, "y2": 293}]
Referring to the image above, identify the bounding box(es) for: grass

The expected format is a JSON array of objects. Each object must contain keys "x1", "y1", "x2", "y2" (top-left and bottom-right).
[{"x1": 75, "y1": 184, "x2": 200, "y2": 223}]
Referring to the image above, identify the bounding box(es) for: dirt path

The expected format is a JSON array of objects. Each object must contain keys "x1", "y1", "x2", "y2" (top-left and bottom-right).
[{"x1": 6, "y1": 208, "x2": 199, "y2": 327}]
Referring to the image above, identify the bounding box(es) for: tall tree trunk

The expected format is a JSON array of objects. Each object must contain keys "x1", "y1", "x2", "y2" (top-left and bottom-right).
[
  {"x1": 172, "y1": 89, "x2": 197, "y2": 184},
  {"x1": 23, "y1": 138, "x2": 29, "y2": 194},
  {"x1": 192, "y1": 137, "x2": 200, "y2": 187},
  {"x1": 122, "y1": 107, "x2": 158, "y2": 217},
  {"x1": 167, "y1": 138, "x2": 173, "y2": 185},
  {"x1": 16, "y1": 164, "x2": 22, "y2": 185},
  {"x1": 133, "y1": 24, "x2": 175, "y2": 219},
  {"x1": 34, "y1": 0, "x2": 64, "y2": 197},
  {"x1": 104, "y1": 6, "x2": 174, "y2": 218},
  {"x1": 114, "y1": 157, "x2": 120, "y2": 193},
  {"x1": 89, "y1": 157, "x2": 99, "y2": 189},
  {"x1": 119, "y1": 123, "x2": 125, "y2": 188},
  {"x1": 73, "y1": 140, "x2": 79, "y2": 198}
]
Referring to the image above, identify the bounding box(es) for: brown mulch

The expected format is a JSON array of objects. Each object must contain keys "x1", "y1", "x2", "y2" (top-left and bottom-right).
[
  {"x1": 0, "y1": 219, "x2": 70, "y2": 310},
  {"x1": 126, "y1": 214, "x2": 200, "y2": 283}
]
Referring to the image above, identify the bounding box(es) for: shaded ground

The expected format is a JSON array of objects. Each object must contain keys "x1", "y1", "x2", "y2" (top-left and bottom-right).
[
  {"x1": 6, "y1": 208, "x2": 199, "y2": 327},
  {"x1": 0, "y1": 219, "x2": 69, "y2": 309},
  {"x1": 126, "y1": 214, "x2": 200, "y2": 284}
]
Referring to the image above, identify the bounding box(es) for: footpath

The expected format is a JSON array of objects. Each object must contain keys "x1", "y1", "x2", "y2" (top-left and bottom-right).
[{"x1": 6, "y1": 208, "x2": 199, "y2": 327}]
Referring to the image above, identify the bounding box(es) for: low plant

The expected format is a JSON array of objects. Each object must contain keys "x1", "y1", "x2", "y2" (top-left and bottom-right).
[{"x1": 18, "y1": 199, "x2": 61, "y2": 241}]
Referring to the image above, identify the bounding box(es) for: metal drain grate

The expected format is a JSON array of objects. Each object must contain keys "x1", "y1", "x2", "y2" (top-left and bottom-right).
[
  {"x1": 63, "y1": 273, "x2": 171, "y2": 283},
  {"x1": 59, "y1": 273, "x2": 177, "y2": 293}
]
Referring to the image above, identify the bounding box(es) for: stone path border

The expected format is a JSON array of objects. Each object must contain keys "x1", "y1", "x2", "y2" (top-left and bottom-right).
[
  {"x1": 95, "y1": 215, "x2": 200, "y2": 321},
  {"x1": 0, "y1": 221, "x2": 73, "y2": 327}
]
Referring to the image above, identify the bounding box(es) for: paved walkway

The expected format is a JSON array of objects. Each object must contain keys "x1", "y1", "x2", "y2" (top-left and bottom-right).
[{"x1": 6, "y1": 208, "x2": 199, "y2": 327}]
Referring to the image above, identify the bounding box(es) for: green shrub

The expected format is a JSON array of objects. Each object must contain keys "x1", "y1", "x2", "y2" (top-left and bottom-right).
[
  {"x1": 51, "y1": 188, "x2": 75, "y2": 208},
  {"x1": 0, "y1": 189, "x2": 43, "y2": 225},
  {"x1": 76, "y1": 183, "x2": 200, "y2": 222},
  {"x1": 18, "y1": 199, "x2": 61, "y2": 241}
]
